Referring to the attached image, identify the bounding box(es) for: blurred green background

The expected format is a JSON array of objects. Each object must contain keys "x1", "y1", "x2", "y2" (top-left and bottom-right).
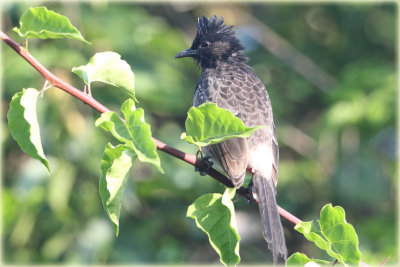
[{"x1": 1, "y1": 1, "x2": 397, "y2": 265}]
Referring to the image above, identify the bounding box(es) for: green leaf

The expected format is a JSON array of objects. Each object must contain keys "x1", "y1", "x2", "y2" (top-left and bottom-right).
[
  {"x1": 95, "y1": 99, "x2": 162, "y2": 172},
  {"x1": 187, "y1": 188, "x2": 240, "y2": 266},
  {"x1": 13, "y1": 6, "x2": 90, "y2": 44},
  {"x1": 72, "y1": 52, "x2": 136, "y2": 100},
  {"x1": 7, "y1": 88, "x2": 50, "y2": 173},
  {"x1": 319, "y1": 204, "x2": 361, "y2": 264},
  {"x1": 181, "y1": 103, "x2": 263, "y2": 147},
  {"x1": 294, "y1": 204, "x2": 361, "y2": 265},
  {"x1": 99, "y1": 143, "x2": 135, "y2": 236},
  {"x1": 287, "y1": 252, "x2": 331, "y2": 265},
  {"x1": 287, "y1": 252, "x2": 311, "y2": 265}
]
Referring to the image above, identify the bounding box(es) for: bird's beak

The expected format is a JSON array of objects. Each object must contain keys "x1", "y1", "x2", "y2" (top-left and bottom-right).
[{"x1": 175, "y1": 48, "x2": 197, "y2": 59}]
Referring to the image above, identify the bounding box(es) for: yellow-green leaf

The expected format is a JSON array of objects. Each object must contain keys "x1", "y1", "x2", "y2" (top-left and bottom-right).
[
  {"x1": 13, "y1": 6, "x2": 90, "y2": 44},
  {"x1": 99, "y1": 143, "x2": 135, "y2": 236},
  {"x1": 95, "y1": 99, "x2": 162, "y2": 172},
  {"x1": 287, "y1": 252, "x2": 331, "y2": 265},
  {"x1": 7, "y1": 88, "x2": 50, "y2": 173},
  {"x1": 187, "y1": 188, "x2": 240, "y2": 266},
  {"x1": 182, "y1": 103, "x2": 263, "y2": 147},
  {"x1": 72, "y1": 52, "x2": 136, "y2": 100},
  {"x1": 294, "y1": 204, "x2": 361, "y2": 265}
]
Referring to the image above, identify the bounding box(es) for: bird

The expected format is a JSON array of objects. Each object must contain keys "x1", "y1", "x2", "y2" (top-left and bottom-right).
[{"x1": 175, "y1": 15, "x2": 287, "y2": 263}]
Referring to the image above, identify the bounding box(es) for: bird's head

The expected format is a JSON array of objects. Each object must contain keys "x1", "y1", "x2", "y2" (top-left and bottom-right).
[{"x1": 175, "y1": 15, "x2": 246, "y2": 69}]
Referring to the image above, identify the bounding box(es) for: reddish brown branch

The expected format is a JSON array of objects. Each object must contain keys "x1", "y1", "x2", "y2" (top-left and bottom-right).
[
  {"x1": 379, "y1": 256, "x2": 390, "y2": 267},
  {"x1": 278, "y1": 206, "x2": 302, "y2": 225},
  {"x1": 1, "y1": 30, "x2": 297, "y2": 226}
]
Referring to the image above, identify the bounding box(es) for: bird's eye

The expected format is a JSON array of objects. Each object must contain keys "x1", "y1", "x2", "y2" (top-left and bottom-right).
[{"x1": 201, "y1": 41, "x2": 210, "y2": 48}]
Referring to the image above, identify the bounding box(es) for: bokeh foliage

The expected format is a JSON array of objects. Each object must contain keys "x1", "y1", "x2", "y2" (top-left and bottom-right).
[{"x1": 2, "y1": 1, "x2": 396, "y2": 264}]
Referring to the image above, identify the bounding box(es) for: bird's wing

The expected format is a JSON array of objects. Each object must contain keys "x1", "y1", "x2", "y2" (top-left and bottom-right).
[
  {"x1": 207, "y1": 138, "x2": 248, "y2": 187},
  {"x1": 216, "y1": 65, "x2": 279, "y2": 188},
  {"x1": 244, "y1": 73, "x2": 279, "y2": 188},
  {"x1": 194, "y1": 69, "x2": 249, "y2": 187},
  {"x1": 194, "y1": 65, "x2": 278, "y2": 188},
  {"x1": 271, "y1": 124, "x2": 279, "y2": 186}
]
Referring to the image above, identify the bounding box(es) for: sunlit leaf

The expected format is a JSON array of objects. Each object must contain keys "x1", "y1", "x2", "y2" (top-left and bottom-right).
[
  {"x1": 72, "y1": 52, "x2": 136, "y2": 100},
  {"x1": 99, "y1": 143, "x2": 135, "y2": 236},
  {"x1": 7, "y1": 88, "x2": 50, "y2": 173},
  {"x1": 13, "y1": 6, "x2": 90, "y2": 44},
  {"x1": 319, "y1": 204, "x2": 361, "y2": 264},
  {"x1": 182, "y1": 103, "x2": 263, "y2": 147},
  {"x1": 95, "y1": 99, "x2": 162, "y2": 172},
  {"x1": 187, "y1": 188, "x2": 240, "y2": 266},
  {"x1": 287, "y1": 252, "x2": 312, "y2": 265},
  {"x1": 287, "y1": 252, "x2": 331, "y2": 265},
  {"x1": 295, "y1": 204, "x2": 361, "y2": 265}
]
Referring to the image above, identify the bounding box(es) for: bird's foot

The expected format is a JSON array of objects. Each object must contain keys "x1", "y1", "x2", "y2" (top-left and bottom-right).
[
  {"x1": 232, "y1": 193, "x2": 241, "y2": 203},
  {"x1": 246, "y1": 180, "x2": 254, "y2": 204},
  {"x1": 195, "y1": 153, "x2": 213, "y2": 176}
]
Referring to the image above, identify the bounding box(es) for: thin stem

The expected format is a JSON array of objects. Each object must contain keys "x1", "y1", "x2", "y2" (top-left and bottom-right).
[
  {"x1": 379, "y1": 256, "x2": 390, "y2": 267},
  {"x1": 40, "y1": 80, "x2": 50, "y2": 96}
]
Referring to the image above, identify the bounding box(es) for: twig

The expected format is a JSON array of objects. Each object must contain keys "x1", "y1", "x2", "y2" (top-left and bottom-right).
[
  {"x1": 379, "y1": 256, "x2": 390, "y2": 266},
  {"x1": 278, "y1": 206, "x2": 302, "y2": 225}
]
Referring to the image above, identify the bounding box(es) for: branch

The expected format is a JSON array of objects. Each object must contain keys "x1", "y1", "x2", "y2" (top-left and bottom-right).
[
  {"x1": 1, "y1": 30, "x2": 297, "y2": 226},
  {"x1": 2, "y1": 30, "x2": 372, "y2": 267}
]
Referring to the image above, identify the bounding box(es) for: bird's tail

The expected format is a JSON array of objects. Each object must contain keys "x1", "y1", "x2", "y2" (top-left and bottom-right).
[{"x1": 252, "y1": 173, "x2": 287, "y2": 264}]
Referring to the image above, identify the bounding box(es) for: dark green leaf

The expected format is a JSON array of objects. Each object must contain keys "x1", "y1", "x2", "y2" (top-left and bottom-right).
[
  {"x1": 13, "y1": 6, "x2": 90, "y2": 44},
  {"x1": 7, "y1": 88, "x2": 50, "y2": 173},
  {"x1": 187, "y1": 188, "x2": 240, "y2": 266}
]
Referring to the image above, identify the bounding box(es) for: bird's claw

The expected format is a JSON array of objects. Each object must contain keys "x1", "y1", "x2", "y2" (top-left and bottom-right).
[
  {"x1": 195, "y1": 156, "x2": 213, "y2": 176},
  {"x1": 246, "y1": 180, "x2": 254, "y2": 204},
  {"x1": 232, "y1": 194, "x2": 241, "y2": 203}
]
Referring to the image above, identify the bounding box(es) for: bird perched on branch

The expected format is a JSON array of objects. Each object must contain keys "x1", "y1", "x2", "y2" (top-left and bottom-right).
[{"x1": 175, "y1": 15, "x2": 287, "y2": 263}]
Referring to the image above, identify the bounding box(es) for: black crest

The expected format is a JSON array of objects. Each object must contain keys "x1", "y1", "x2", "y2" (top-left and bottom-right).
[
  {"x1": 196, "y1": 15, "x2": 234, "y2": 39},
  {"x1": 189, "y1": 15, "x2": 246, "y2": 68},
  {"x1": 175, "y1": 15, "x2": 247, "y2": 69}
]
